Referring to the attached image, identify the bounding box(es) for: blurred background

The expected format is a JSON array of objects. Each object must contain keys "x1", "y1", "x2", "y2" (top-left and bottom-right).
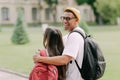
[
  {"x1": 0, "y1": 0, "x2": 120, "y2": 26},
  {"x1": 0, "y1": 0, "x2": 120, "y2": 80}
]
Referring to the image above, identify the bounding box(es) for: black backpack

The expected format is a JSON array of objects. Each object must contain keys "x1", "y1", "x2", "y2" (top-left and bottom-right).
[{"x1": 71, "y1": 30, "x2": 106, "y2": 80}]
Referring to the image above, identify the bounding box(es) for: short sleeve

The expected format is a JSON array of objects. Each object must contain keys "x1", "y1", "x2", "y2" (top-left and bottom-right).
[{"x1": 62, "y1": 32, "x2": 84, "y2": 59}]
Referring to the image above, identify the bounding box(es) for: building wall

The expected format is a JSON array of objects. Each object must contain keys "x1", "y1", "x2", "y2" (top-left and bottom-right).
[
  {"x1": 78, "y1": 4, "x2": 95, "y2": 22},
  {"x1": 0, "y1": 0, "x2": 95, "y2": 25},
  {"x1": 0, "y1": 0, "x2": 39, "y2": 24}
]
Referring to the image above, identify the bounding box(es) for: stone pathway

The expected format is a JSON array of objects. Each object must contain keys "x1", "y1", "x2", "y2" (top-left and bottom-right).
[{"x1": 0, "y1": 69, "x2": 28, "y2": 80}]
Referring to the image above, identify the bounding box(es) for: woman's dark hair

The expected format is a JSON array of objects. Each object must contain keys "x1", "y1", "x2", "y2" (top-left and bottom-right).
[{"x1": 43, "y1": 27, "x2": 66, "y2": 80}]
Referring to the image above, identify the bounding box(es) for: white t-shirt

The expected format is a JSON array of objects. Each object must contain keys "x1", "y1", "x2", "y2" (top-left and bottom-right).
[{"x1": 62, "y1": 27, "x2": 85, "y2": 80}]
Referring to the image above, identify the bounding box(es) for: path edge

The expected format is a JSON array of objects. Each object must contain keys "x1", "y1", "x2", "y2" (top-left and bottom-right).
[{"x1": 0, "y1": 68, "x2": 28, "y2": 79}]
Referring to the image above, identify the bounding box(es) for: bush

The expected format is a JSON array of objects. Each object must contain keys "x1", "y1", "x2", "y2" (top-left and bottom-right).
[
  {"x1": 79, "y1": 21, "x2": 90, "y2": 34},
  {"x1": 11, "y1": 8, "x2": 29, "y2": 45},
  {"x1": 94, "y1": 0, "x2": 120, "y2": 25},
  {"x1": 0, "y1": 28, "x2": 1, "y2": 32}
]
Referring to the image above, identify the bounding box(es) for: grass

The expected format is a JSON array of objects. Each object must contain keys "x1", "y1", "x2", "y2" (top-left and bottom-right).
[
  {"x1": 0, "y1": 26, "x2": 120, "y2": 80},
  {"x1": 89, "y1": 26, "x2": 120, "y2": 80},
  {"x1": 0, "y1": 27, "x2": 44, "y2": 74}
]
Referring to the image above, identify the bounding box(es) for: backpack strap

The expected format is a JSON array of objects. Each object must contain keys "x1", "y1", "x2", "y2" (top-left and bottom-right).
[
  {"x1": 73, "y1": 30, "x2": 85, "y2": 37},
  {"x1": 70, "y1": 30, "x2": 88, "y2": 77},
  {"x1": 75, "y1": 60, "x2": 82, "y2": 74},
  {"x1": 72, "y1": 30, "x2": 90, "y2": 39}
]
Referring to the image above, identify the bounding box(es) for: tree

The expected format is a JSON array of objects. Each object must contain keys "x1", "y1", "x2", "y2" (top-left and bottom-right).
[
  {"x1": 37, "y1": 0, "x2": 44, "y2": 24},
  {"x1": 11, "y1": 8, "x2": 29, "y2": 44},
  {"x1": 45, "y1": 0, "x2": 58, "y2": 23},
  {"x1": 76, "y1": 0, "x2": 103, "y2": 24},
  {"x1": 94, "y1": 0, "x2": 120, "y2": 24},
  {"x1": 0, "y1": 27, "x2": 1, "y2": 32},
  {"x1": 76, "y1": 0, "x2": 96, "y2": 5}
]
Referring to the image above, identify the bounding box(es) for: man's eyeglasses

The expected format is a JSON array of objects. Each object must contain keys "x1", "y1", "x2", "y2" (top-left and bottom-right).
[{"x1": 60, "y1": 16, "x2": 76, "y2": 21}]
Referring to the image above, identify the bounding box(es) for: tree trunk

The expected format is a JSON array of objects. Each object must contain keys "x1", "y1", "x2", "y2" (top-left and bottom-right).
[
  {"x1": 52, "y1": 5, "x2": 57, "y2": 24},
  {"x1": 91, "y1": 4, "x2": 104, "y2": 25},
  {"x1": 38, "y1": 0, "x2": 43, "y2": 24}
]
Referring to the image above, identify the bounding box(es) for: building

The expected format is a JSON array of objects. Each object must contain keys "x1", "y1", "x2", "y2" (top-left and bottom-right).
[{"x1": 0, "y1": 0, "x2": 95, "y2": 25}]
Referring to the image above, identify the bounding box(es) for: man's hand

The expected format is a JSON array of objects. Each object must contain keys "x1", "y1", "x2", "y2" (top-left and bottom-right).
[{"x1": 33, "y1": 52, "x2": 40, "y2": 63}]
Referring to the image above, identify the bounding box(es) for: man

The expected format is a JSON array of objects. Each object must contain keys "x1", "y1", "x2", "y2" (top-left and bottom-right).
[{"x1": 33, "y1": 7, "x2": 85, "y2": 80}]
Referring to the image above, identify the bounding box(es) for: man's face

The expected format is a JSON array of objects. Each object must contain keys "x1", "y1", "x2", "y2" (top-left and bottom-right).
[{"x1": 60, "y1": 12, "x2": 77, "y2": 32}]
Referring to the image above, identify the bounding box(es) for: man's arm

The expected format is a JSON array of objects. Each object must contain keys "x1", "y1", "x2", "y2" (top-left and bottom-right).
[{"x1": 33, "y1": 53, "x2": 72, "y2": 65}]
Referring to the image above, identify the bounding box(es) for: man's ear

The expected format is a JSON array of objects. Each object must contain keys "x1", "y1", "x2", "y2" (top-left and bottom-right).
[{"x1": 76, "y1": 18, "x2": 79, "y2": 22}]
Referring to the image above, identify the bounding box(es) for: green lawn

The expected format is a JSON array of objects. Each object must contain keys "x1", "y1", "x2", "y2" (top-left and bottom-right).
[
  {"x1": 89, "y1": 26, "x2": 120, "y2": 80},
  {"x1": 0, "y1": 26, "x2": 120, "y2": 80}
]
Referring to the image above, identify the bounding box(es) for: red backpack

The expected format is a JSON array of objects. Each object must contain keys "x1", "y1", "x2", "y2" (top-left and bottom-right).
[{"x1": 29, "y1": 50, "x2": 58, "y2": 80}]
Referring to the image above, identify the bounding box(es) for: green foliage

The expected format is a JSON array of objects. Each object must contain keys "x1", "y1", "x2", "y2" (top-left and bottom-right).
[
  {"x1": 45, "y1": 0, "x2": 58, "y2": 6},
  {"x1": 11, "y1": 8, "x2": 29, "y2": 45},
  {"x1": 76, "y1": 0, "x2": 96, "y2": 5},
  {"x1": 87, "y1": 22, "x2": 97, "y2": 26},
  {"x1": 76, "y1": 0, "x2": 100, "y2": 24},
  {"x1": 0, "y1": 27, "x2": 1, "y2": 32},
  {"x1": 87, "y1": 0, "x2": 96, "y2": 5},
  {"x1": 76, "y1": 0, "x2": 86, "y2": 5},
  {"x1": 94, "y1": 0, "x2": 120, "y2": 24},
  {"x1": 1, "y1": 26, "x2": 120, "y2": 79},
  {"x1": 79, "y1": 21, "x2": 90, "y2": 34}
]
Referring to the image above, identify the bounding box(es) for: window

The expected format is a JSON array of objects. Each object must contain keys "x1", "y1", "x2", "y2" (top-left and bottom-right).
[
  {"x1": 32, "y1": 8, "x2": 37, "y2": 21},
  {"x1": 45, "y1": 8, "x2": 50, "y2": 20},
  {"x1": 1, "y1": 7, "x2": 9, "y2": 21}
]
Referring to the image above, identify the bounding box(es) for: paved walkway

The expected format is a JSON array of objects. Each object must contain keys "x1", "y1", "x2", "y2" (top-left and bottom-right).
[{"x1": 0, "y1": 69, "x2": 28, "y2": 80}]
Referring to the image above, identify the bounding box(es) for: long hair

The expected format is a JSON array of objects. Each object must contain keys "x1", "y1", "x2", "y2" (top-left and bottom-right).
[{"x1": 43, "y1": 27, "x2": 66, "y2": 80}]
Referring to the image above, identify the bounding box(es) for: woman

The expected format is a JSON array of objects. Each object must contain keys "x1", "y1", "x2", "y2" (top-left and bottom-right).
[
  {"x1": 30, "y1": 27, "x2": 66, "y2": 80},
  {"x1": 43, "y1": 27, "x2": 66, "y2": 80}
]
